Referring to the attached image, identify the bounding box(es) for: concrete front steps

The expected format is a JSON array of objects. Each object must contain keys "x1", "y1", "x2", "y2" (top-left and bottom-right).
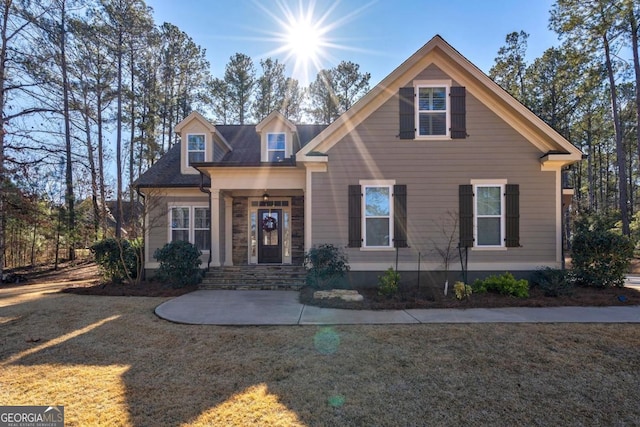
[{"x1": 199, "y1": 265, "x2": 307, "y2": 290}]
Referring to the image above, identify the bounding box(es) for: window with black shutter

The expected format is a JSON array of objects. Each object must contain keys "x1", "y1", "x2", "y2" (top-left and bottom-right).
[
  {"x1": 399, "y1": 84, "x2": 466, "y2": 140},
  {"x1": 459, "y1": 182, "x2": 519, "y2": 248}
]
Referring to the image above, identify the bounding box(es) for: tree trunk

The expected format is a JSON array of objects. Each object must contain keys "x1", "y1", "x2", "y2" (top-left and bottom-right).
[
  {"x1": 60, "y1": 0, "x2": 76, "y2": 260},
  {"x1": 603, "y1": 34, "x2": 629, "y2": 234},
  {"x1": 0, "y1": 0, "x2": 11, "y2": 279},
  {"x1": 116, "y1": 28, "x2": 123, "y2": 239}
]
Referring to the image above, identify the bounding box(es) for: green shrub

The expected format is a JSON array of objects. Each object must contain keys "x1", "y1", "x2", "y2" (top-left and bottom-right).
[
  {"x1": 530, "y1": 267, "x2": 574, "y2": 297},
  {"x1": 453, "y1": 281, "x2": 472, "y2": 300},
  {"x1": 153, "y1": 241, "x2": 203, "y2": 288},
  {"x1": 378, "y1": 267, "x2": 400, "y2": 297},
  {"x1": 304, "y1": 244, "x2": 350, "y2": 289},
  {"x1": 571, "y1": 214, "x2": 634, "y2": 288},
  {"x1": 90, "y1": 238, "x2": 138, "y2": 283},
  {"x1": 473, "y1": 272, "x2": 529, "y2": 298}
]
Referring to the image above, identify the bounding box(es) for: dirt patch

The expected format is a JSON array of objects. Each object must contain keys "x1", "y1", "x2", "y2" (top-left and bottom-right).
[{"x1": 4, "y1": 260, "x2": 195, "y2": 297}]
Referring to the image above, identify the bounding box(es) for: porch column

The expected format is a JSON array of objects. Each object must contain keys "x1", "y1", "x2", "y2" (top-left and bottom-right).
[
  {"x1": 210, "y1": 189, "x2": 221, "y2": 267},
  {"x1": 224, "y1": 195, "x2": 233, "y2": 266}
]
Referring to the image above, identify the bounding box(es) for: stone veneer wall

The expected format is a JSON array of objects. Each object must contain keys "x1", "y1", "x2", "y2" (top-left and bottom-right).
[
  {"x1": 231, "y1": 195, "x2": 304, "y2": 266},
  {"x1": 291, "y1": 196, "x2": 304, "y2": 266},
  {"x1": 232, "y1": 197, "x2": 248, "y2": 265}
]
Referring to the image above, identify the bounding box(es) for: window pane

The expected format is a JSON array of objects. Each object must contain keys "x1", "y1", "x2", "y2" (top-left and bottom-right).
[
  {"x1": 194, "y1": 208, "x2": 210, "y2": 228},
  {"x1": 366, "y1": 218, "x2": 390, "y2": 246},
  {"x1": 478, "y1": 217, "x2": 501, "y2": 246},
  {"x1": 365, "y1": 187, "x2": 390, "y2": 216},
  {"x1": 188, "y1": 152, "x2": 205, "y2": 163},
  {"x1": 431, "y1": 88, "x2": 446, "y2": 110},
  {"x1": 418, "y1": 87, "x2": 446, "y2": 111},
  {"x1": 172, "y1": 230, "x2": 189, "y2": 242},
  {"x1": 171, "y1": 208, "x2": 189, "y2": 229},
  {"x1": 268, "y1": 150, "x2": 286, "y2": 162},
  {"x1": 477, "y1": 187, "x2": 501, "y2": 215},
  {"x1": 188, "y1": 135, "x2": 205, "y2": 150},
  {"x1": 268, "y1": 133, "x2": 285, "y2": 149},
  {"x1": 419, "y1": 113, "x2": 446, "y2": 136},
  {"x1": 194, "y1": 230, "x2": 211, "y2": 251}
]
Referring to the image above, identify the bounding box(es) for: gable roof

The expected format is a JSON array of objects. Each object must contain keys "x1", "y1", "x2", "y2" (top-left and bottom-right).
[{"x1": 297, "y1": 35, "x2": 583, "y2": 166}]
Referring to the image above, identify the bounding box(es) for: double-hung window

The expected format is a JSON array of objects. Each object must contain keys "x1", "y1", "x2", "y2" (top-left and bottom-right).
[
  {"x1": 187, "y1": 134, "x2": 205, "y2": 165},
  {"x1": 267, "y1": 133, "x2": 286, "y2": 162},
  {"x1": 417, "y1": 84, "x2": 448, "y2": 137},
  {"x1": 170, "y1": 206, "x2": 210, "y2": 252},
  {"x1": 363, "y1": 185, "x2": 393, "y2": 248},
  {"x1": 475, "y1": 184, "x2": 504, "y2": 247}
]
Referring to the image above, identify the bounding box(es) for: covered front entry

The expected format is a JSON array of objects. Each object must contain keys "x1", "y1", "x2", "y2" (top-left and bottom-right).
[
  {"x1": 247, "y1": 197, "x2": 295, "y2": 265},
  {"x1": 258, "y1": 209, "x2": 282, "y2": 263}
]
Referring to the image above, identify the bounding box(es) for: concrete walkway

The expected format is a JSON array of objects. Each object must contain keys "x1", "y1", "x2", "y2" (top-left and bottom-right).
[{"x1": 155, "y1": 289, "x2": 640, "y2": 325}]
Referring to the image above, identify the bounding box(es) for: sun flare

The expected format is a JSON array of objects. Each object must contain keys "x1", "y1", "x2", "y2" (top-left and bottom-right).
[{"x1": 284, "y1": 17, "x2": 324, "y2": 64}]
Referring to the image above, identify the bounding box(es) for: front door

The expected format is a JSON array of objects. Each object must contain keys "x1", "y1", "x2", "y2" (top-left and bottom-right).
[{"x1": 258, "y1": 209, "x2": 282, "y2": 263}]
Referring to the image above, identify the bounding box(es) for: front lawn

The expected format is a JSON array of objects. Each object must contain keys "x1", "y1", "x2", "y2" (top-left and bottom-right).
[{"x1": 1, "y1": 275, "x2": 639, "y2": 426}]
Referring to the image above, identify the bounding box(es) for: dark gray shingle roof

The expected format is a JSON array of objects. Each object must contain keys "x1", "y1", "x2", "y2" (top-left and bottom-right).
[{"x1": 134, "y1": 124, "x2": 327, "y2": 188}]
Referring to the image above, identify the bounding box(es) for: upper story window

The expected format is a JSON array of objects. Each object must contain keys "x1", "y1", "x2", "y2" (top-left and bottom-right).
[
  {"x1": 416, "y1": 83, "x2": 449, "y2": 137},
  {"x1": 187, "y1": 134, "x2": 205, "y2": 165},
  {"x1": 267, "y1": 133, "x2": 286, "y2": 162}
]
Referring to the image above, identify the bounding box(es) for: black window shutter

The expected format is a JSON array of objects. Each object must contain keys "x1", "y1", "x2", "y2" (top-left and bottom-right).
[
  {"x1": 450, "y1": 86, "x2": 466, "y2": 139},
  {"x1": 459, "y1": 185, "x2": 474, "y2": 247},
  {"x1": 505, "y1": 184, "x2": 520, "y2": 247},
  {"x1": 393, "y1": 185, "x2": 408, "y2": 248},
  {"x1": 398, "y1": 87, "x2": 415, "y2": 140},
  {"x1": 348, "y1": 185, "x2": 362, "y2": 247}
]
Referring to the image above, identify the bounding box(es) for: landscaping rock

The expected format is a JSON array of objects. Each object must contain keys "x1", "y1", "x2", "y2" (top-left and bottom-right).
[{"x1": 313, "y1": 289, "x2": 364, "y2": 302}]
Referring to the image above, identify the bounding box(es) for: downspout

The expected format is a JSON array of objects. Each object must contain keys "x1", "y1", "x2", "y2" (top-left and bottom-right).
[
  {"x1": 199, "y1": 171, "x2": 212, "y2": 270},
  {"x1": 560, "y1": 167, "x2": 567, "y2": 270},
  {"x1": 135, "y1": 187, "x2": 146, "y2": 281}
]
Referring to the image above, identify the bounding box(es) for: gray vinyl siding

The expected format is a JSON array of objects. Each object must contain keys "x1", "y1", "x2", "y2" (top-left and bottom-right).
[
  {"x1": 146, "y1": 194, "x2": 210, "y2": 267},
  {"x1": 310, "y1": 65, "x2": 557, "y2": 269}
]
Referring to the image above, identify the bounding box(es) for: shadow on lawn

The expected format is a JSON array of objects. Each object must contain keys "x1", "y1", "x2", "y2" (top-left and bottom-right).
[{"x1": 3, "y1": 289, "x2": 640, "y2": 426}]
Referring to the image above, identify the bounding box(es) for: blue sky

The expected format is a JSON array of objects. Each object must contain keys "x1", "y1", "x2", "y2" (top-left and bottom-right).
[{"x1": 145, "y1": 0, "x2": 559, "y2": 86}]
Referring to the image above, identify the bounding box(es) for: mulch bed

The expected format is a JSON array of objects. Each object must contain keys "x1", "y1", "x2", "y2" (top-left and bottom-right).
[
  {"x1": 61, "y1": 281, "x2": 197, "y2": 297},
  {"x1": 299, "y1": 285, "x2": 640, "y2": 310}
]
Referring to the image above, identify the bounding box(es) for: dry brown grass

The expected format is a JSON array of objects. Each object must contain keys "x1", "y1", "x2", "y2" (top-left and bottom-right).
[{"x1": 1, "y1": 277, "x2": 640, "y2": 426}]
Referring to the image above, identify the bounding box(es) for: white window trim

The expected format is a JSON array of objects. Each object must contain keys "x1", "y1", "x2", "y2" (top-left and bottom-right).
[
  {"x1": 186, "y1": 133, "x2": 206, "y2": 168},
  {"x1": 359, "y1": 179, "x2": 395, "y2": 250},
  {"x1": 266, "y1": 132, "x2": 287, "y2": 162},
  {"x1": 471, "y1": 179, "x2": 507, "y2": 250},
  {"x1": 168, "y1": 203, "x2": 211, "y2": 253},
  {"x1": 414, "y1": 79, "x2": 451, "y2": 139}
]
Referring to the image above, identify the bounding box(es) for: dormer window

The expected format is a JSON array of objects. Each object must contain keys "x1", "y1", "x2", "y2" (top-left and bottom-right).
[
  {"x1": 267, "y1": 133, "x2": 286, "y2": 162},
  {"x1": 187, "y1": 134, "x2": 205, "y2": 165}
]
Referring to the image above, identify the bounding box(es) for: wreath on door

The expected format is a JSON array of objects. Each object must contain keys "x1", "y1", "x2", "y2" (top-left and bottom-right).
[{"x1": 262, "y1": 216, "x2": 278, "y2": 233}]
